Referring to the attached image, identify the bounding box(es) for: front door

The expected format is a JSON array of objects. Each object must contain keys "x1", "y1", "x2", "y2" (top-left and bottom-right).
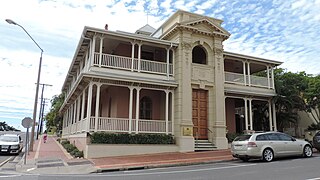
[{"x1": 192, "y1": 89, "x2": 208, "y2": 139}]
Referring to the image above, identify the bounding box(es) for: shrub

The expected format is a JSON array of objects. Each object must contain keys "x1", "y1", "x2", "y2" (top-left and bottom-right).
[
  {"x1": 70, "y1": 149, "x2": 84, "y2": 158},
  {"x1": 64, "y1": 143, "x2": 76, "y2": 153},
  {"x1": 61, "y1": 140, "x2": 70, "y2": 146},
  {"x1": 59, "y1": 139, "x2": 83, "y2": 158},
  {"x1": 90, "y1": 132, "x2": 175, "y2": 144}
]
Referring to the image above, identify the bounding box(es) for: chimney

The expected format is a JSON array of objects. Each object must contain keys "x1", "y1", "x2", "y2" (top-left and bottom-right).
[{"x1": 105, "y1": 24, "x2": 108, "y2": 30}]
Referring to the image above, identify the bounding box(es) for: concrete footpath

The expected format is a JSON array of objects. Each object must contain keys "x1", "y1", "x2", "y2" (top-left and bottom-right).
[{"x1": 0, "y1": 135, "x2": 234, "y2": 174}]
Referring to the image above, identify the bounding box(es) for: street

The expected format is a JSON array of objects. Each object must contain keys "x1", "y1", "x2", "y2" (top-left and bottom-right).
[{"x1": 0, "y1": 153, "x2": 319, "y2": 180}]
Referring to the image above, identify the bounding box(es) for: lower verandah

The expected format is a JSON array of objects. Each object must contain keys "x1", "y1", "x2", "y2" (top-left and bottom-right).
[{"x1": 62, "y1": 83, "x2": 174, "y2": 136}]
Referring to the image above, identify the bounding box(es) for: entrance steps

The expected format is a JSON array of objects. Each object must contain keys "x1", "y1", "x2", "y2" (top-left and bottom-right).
[{"x1": 195, "y1": 139, "x2": 217, "y2": 151}]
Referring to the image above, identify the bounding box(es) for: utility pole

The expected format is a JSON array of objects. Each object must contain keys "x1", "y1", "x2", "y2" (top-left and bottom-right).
[
  {"x1": 36, "y1": 83, "x2": 52, "y2": 140},
  {"x1": 39, "y1": 98, "x2": 49, "y2": 135}
]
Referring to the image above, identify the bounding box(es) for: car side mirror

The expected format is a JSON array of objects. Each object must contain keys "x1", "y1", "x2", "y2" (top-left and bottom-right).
[{"x1": 291, "y1": 138, "x2": 296, "y2": 141}]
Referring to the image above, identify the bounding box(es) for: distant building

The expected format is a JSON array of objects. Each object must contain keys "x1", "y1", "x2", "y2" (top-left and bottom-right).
[{"x1": 60, "y1": 10, "x2": 282, "y2": 158}]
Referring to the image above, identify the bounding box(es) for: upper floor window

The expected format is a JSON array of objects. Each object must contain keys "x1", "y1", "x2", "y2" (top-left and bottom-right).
[
  {"x1": 140, "y1": 96, "x2": 152, "y2": 120},
  {"x1": 192, "y1": 46, "x2": 207, "y2": 64}
]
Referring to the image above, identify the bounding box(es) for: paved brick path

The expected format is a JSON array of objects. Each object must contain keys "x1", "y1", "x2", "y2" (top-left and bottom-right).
[
  {"x1": 24, "y1": 135, "x2": 235, "y2": 172},
  {"x1": 91, "y1": 149, "x2": 234, "y2": 170},
  {"x1": 27, "y1": 135, "x2": 71, "y2": 160}
]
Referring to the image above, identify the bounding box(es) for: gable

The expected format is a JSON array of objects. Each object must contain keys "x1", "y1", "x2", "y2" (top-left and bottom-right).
[{"x1": 185, "y1": 18, "x2": 230, "y2": 36}]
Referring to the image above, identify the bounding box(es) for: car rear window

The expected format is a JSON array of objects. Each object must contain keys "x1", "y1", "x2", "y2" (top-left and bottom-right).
[{"x1": 234, "y1": 135, "x2": 251, "y2": 141}]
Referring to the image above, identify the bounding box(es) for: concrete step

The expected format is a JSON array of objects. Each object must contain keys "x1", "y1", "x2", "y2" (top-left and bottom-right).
[{"x1": 195, "y1": 140, "x2": 217, "y2": 151}]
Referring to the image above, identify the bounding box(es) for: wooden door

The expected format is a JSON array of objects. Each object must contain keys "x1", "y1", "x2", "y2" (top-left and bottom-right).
[{"x1": 192, "y1": 89, "x2": 208, "y2": 139}]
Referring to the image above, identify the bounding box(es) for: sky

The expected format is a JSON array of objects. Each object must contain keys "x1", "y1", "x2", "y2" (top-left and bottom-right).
[{"x1": 0, "y1": 0, "x2": 319, "y2": 130}]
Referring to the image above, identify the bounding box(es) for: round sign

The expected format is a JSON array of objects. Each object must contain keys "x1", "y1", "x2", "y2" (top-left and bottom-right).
[{"x1": 22, "y1": 117, "x2": 33, "y2": 128}]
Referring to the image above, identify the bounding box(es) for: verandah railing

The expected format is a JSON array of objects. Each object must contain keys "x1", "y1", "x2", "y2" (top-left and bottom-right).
[
  {"x1": 93, "y1": 53, "x2": 173, "y2": 76},
  {"x1": 224, "y1": 71, "x2": 273, "y2": 88},
  {"x1": 65, "y1": 117, "x2": 173, "y2": 135}
]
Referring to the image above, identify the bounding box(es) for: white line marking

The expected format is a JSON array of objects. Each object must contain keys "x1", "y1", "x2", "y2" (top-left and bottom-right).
[
  {"x1": 26, "y1": 167, "x2": 36, "y2": 172},
  {"x1": 0, "y1": 157, "x2": 12, "y2": 167},
  {"x1": 46, "y1": 163, "x2": 257, "y2": 177},
  {"x1": 306, "y1": 178, "x2": 320, "y2": 180},
  {"x1": 0, "y1": 174, "x2": 21, "y2": 178}
]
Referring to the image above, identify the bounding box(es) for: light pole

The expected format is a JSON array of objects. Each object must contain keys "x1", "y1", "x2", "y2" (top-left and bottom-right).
[{"x1": 6, "y1": 19, "x2": 43, "y2": 151}]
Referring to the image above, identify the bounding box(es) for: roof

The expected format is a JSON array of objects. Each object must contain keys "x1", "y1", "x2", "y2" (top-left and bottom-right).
[
  {"x1": 224, "y1": 51, "x2": 282, "y2": 65},
  {"x1": 135, "y1": 24, "x2": 156, "y2": 35}
]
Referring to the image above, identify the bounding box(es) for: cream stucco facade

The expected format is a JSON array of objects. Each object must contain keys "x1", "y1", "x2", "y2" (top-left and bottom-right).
[{"x1": 60, "y1": 10, "x2": 282, "y2": 158}]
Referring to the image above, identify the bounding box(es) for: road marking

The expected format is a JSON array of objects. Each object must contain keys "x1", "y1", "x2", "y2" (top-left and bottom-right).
[
  {"x1": 0, "y1": 174, "x2": 21, "y2": 178},
  {"x1": 26, "y1": 167, "x2": 36, "y2": 172},
  {"x1": 306, "y1": 178, "x2": 320, "y2": 180},
  {"x1": 43, "y1": 163, "x2": 257, "y2": 178},
  {"x1": 0, "y1": 157, "x2": 13, "y2": 167}
]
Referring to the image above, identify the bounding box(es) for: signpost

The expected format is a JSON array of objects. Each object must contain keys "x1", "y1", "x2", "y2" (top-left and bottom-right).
[{"x1": 21, "y1": 117, "x2": 33, "y2": 165}]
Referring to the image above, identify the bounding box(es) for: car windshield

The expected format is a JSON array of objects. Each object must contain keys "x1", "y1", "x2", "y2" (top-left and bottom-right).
[
  {"x1": 0, "y1": 136, "x2": 18, "y2": 142},
  {"x1": 233, "y1": 135, "x2": 251, "y2": 141}
]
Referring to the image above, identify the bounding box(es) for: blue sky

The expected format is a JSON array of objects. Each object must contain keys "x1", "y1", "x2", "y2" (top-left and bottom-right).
[{"x1": 0, "y1": 0, "x2": 319, "y2": 130}]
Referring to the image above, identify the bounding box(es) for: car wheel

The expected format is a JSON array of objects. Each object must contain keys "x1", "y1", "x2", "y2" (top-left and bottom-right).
[
  {"x1": 303, "y1": 145, "x2": 313, "y2": 157},
  {"x1": 240, "y1": 157, "x2": 249, "y2": 162},
  {"x1": 262, "y1": 148, "x2": 274, "y2": 162}
]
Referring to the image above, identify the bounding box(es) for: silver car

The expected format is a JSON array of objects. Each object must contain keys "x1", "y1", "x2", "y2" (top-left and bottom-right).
[
  {"x1": 0, "y1": 134, "x2": 23, "y2": 154},
  {"x1": 231, "y1": 132, "x2": 313, "y2": 162}
]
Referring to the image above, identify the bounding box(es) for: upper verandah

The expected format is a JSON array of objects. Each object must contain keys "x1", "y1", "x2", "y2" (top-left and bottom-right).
[{"x1": 61, "y1": 10, "x2": 282, "y2": 92}]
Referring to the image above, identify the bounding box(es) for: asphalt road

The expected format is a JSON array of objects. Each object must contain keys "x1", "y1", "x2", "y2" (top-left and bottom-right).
[{"x1": 1, "y1": 153, "x2": 319, "y2": 180}]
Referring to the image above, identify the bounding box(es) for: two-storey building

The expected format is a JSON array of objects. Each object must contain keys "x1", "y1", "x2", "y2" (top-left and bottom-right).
[{"x1": 60, "y1": 10, "x2": 282, "y2": 158}]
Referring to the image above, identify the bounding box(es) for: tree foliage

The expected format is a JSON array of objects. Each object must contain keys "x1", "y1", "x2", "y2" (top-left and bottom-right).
[
  {"x1": 0, "y1": 121, "x2": 20, "y2": 131},
  {"x1": 304, "y1": 75, "x2": 320, "y2": 124},
  {"x1": 45, "y1": 93, "x2": 65, "y2": 131},
  {"x1": 273, "y1": 68, "x2": 320, "y2": 130}
]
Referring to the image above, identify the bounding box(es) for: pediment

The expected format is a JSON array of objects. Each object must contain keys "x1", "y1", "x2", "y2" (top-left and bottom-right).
[{"x1": 184, "y1": 18, "x2": 230, "y2": 37}]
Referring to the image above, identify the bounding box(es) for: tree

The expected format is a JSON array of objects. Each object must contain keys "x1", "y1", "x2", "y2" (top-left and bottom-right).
[
  {"x1": 273, "y1": 69, "x2": 310, "y2": 131},
  {"x1": 45, "y1": 93, "x2": 65, "y2": 131},
  {"x1": 304, "y1": 74, "x2": 320, "y2": 125},
  {"x1": 0, "y1": 121, "x2": 20, "y2": 131}
]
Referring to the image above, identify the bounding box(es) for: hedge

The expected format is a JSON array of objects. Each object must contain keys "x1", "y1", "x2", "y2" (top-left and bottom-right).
[
  {"x1": 90, "y1": 132, "x2": 175, "y2": 144},
  {"x1": 59, "y1": 140, "x2": 83, "y2": 158}
]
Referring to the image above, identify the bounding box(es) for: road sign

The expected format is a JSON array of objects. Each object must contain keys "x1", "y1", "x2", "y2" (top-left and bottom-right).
[{"x1": 22, "y1": 117, "x2": 33, "y2": 128}]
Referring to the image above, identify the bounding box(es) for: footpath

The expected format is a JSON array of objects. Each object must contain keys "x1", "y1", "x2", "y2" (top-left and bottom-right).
[{"x1": 0, "y1": 135, "x2": 235, "y2": 175}]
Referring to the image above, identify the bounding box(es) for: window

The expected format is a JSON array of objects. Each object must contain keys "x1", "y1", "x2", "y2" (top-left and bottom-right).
[
  {"x1": 256, "y1": 134, "x2": 268, "y2": 141},
  {"x1": 277, "y1": 133, "x2": 293, "y2": 141},
  {"x1": 139, "y1": 96, "x2": 152, "y2": 120},
  {"x1": 233, "y1": 135, "x2": 251, "y2": 141},
  {"x1": 192, "y1": 46, "x2": 207, "y2": 64},
  {"x1": 266, "y1": 133, "x2": 280, "y2": 141}
]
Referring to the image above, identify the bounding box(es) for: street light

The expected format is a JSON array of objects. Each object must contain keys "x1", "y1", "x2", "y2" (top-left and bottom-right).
[{"x1": 6, "y1": 19, "x2": 43, "y2": 151}]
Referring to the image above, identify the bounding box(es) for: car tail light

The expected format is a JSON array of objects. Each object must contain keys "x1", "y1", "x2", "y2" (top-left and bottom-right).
[{"x1": 247, "y1": 142, "x2": 257, "y2": 147}]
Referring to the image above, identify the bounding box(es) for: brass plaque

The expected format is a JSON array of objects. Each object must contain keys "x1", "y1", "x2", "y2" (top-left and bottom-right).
[{"x1": 182, "y1": 127, "x2": 193, "y2": 136}]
